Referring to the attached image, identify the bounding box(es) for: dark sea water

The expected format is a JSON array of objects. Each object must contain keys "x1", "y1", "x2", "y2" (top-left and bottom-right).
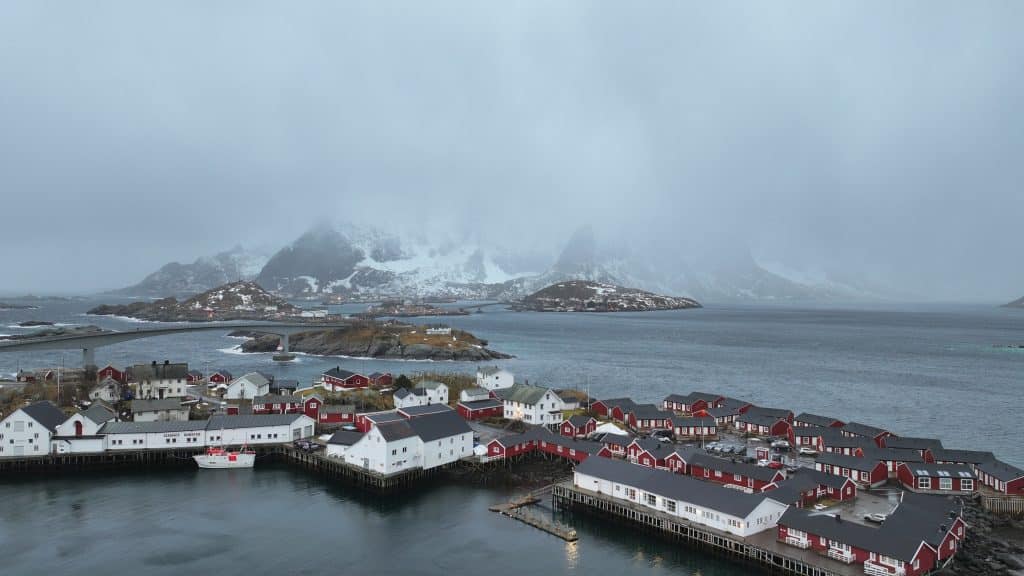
[{"x1": 0, "y1": 298, "x2": 1022, "y2": 575}]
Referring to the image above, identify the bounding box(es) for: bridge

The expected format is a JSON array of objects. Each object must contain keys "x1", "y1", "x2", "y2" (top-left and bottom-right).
[{"x1": 0, "y1": 322, "x2": 353, "y2": 369}]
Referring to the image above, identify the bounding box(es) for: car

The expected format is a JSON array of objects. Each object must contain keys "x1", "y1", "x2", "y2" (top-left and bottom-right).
[
  {"x1": 771, "y1": 440, "x2": 790, "y2": 449},
  {"x1": 757, "y1": 459, "x2": 771, "y2": 467},
  {"x1": 785, "y1": 465, "x2": 801, "y2": 473},
  {"x1": 748, "y1": 437, "x2": 764, "y2": 443},
  {"x1": 341, "y1": 425, "x2": 358, "y2": 432},
  {"x1": 767, "y1": 461, "x2": 784, "y2": 469},
  {"x1": 293, "y1": 440, "x2": 312, "y2": 451},
  {"x1": 798, "y1": 447, "x2": 818, "y2": 456},
  {"x1": 864, "y1": 513, "x2": 887, "y2": 524}
]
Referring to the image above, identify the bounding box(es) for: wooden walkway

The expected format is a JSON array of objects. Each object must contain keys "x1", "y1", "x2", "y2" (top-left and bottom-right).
[{"x1": 489, "y1": 479, "x2": 578, "y2": 542}]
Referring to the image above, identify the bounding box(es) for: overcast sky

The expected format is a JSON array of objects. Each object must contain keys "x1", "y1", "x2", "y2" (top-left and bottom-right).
[{"x1": 1, "y1": 2, "x2": 1021, "y2": 300}]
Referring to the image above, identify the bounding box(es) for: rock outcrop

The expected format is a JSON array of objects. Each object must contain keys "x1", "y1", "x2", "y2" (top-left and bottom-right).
[
  {"x1": 88, "y1": 282, "x2": 299, "y2": 321},
  {"x1": 513, "y1": 280, "x2": 701, "y2": 312}
]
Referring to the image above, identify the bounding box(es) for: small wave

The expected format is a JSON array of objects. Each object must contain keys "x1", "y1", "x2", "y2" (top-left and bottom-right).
[{"x1": 217, "y1": 346, "x2": 250, "y2": 356}]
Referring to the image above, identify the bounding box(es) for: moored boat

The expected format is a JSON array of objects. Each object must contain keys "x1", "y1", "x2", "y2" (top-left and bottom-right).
[{"x1": 193, "y1": 445, "x2": 256, "y2": 469}]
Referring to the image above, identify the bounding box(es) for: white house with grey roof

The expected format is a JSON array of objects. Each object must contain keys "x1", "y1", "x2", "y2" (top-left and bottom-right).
[
  {"x1": 101, "y1": 413, "x2": 315, "y2": 451},
  {"x1": 131, "y1": 361, "x2": 190, "y2": 400},
  {"x1": 343, "y1": 411, "x2": 472, "y2": 475},
  {"x1": 501, "y1": 384, "x2": 568, "y2": 425},
  {"x1": 476, "y1": 366, "x2": 513, "y2": 391},
  {"x1": 223, "y1": 372, "x2": 271, "y2": 400},
  {"x1": 52, "y1": 403, "x2": 117, "y2": 454},
  {"x1": 0, "y1": 401, "x2": 66, "y2": 457},
  {"x1": 132, "y1": 398, "x2": 190, "y2": 422},
  {"x1": 393, "y1": 381, "x2": 448, "y2": 409}
]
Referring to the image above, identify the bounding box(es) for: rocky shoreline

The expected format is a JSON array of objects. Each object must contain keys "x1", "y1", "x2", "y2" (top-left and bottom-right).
[
  {"x1": 945, "y1": 497, "x2": 1024, "y2": 575},
  {"x1": 513, "y1": 280, "x2": 701, "y2": 313},
  {"x1": 233, "y1": 325, "x2": 511, "y2": 361},
  {"x1": 87, "y1": 281, "x2": 301, "y2": 322}
]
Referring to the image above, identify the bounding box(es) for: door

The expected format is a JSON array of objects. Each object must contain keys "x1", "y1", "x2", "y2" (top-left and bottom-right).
[{"x1": 13, "y1": 445, "x2": 24, "y2": 456}]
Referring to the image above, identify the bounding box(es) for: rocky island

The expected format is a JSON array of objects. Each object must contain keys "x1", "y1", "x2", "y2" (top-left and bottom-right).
[
  {"x1": 87, "y1": 281, "x2": 302, "y2": 321},
  {"x1": 1003, "y1": 296, "x2": 1024, "y2": 308},
  {"x1": 354, "y1": 301, "x2": 470, "y2": 319},
  {"x1": 235, "y1": 322, "x2": 510, "y2": 361},
  {"x1": 0, "y1": 302, "x2": 40, "y2": 310},
  {"x1": 511, "y1": 280, "x2": 701, "y2": 312}
]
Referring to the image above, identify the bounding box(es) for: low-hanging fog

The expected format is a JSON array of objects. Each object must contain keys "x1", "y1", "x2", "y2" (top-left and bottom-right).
[{"x1": 1, "y1": 1, "x2": 1021, "y2": 301}]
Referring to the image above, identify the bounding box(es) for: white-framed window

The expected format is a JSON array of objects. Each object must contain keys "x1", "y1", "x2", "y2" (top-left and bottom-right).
[
  {"x1": 917, "y1": 476, "x2": 931, "y2": 490},
  {"x1": 961, "y1": 479, "x2": 974, "y2": 491},
  {"x1": 666, "y1": 500, "x2": 676, "y2": 513},
  {"x1": 939, "y1": 477, "x2": 952, "y2": 491}
]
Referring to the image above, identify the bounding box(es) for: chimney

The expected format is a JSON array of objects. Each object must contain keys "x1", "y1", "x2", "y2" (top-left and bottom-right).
[{"x1": 940, "y1": 524, "x2": 947, "y2": 533}]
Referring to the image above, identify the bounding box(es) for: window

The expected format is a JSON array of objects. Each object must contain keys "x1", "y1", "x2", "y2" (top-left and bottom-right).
[
  {"x1": 734, "y1": 474, "x2": 741, "y2": 482},
  {"x1": 917, "y1": 476, "x2": 931, "y2": 490},
  {"x1": 644, "y1": 493, "x2": 657, "y2": 506},
  {"x1": 939, "y1": 477, "x2": 952, "y2": 491},
  {"x1": 961, "y1": 479, "x2": 974, "y2": 491},
  {"x1": 666, "y1": 500, "x2": 676, "y2": 513},
  {"x1": 391, "y1": 449, "x2": 397, "y2": 456}
]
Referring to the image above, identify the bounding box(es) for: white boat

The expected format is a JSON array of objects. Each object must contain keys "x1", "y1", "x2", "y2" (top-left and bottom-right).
[{"x1": 193, "y1": 446, "x2": 256, "y2": 469}]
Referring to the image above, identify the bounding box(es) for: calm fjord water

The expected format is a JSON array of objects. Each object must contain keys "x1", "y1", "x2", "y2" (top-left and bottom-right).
[{"x1": 0, "y1": 299, "x2": 1021, "y2": 575}]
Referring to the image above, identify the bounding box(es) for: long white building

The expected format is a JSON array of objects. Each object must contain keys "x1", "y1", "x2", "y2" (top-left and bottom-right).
[
  {"x1": 573, "y1": 457, "x2": 789, "y2": 538},
  {"x1": 100, "y1": 414, "x2": 315, "y2": 451}
]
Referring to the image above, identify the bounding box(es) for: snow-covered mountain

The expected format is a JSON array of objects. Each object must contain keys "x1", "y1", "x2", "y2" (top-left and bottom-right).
[{"x1": 113, "y1": 246, "x2": 270, "y2": 297}]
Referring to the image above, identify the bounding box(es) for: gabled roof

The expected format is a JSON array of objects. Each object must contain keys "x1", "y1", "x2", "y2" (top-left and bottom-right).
[
  {"x1": 566, "y1": 415, "x2": 595, "y2": 428},
  {"x1": 882, "y1": 493, "x2": 963, "y2": 549},
  {"x1": 327, "y1": 430, "x2": 363, "y2": 446},
  {"x1": 629, "y1": 404, "x2": 674, "y2": 420},
  {"x1": 744, "y1": 406, "x2": 793, "y2": 420},
  {"x1": 976, "y1": 458, "x2": 1024, "y2": 482},
  {"x1": 819, "y1": 428, "x2": 874, "y2": 449},
  {"x1": 864, "y1": 447, "x2": 926, "y2": 464},
  {"x1": 629, "y1": 437, "x2": 674, "y2": 457},
  {"x1": 930, "y1": 447, "x2": 996, "y2": 465},
  {"x1": 794, "y1": 413, "x2": 843, "y2": 427},
  {"x1": 398, "y1": 404, "x2": 454, "y2": 418},
  {"x1": 841, "y1": 421, "x2": 889, "y2": 438},
  {"x1": 21, "y1": 401, "x2": 66, "y2": 432},
  {"x1": 406, "y1": 411, "x2": 471, "y2": 442},
  {"x1": 736, "y1": 412, "x2": 789, "y2": 428},
  {"x1": 81, "y1": 403, "x2": 116, "y2": 425},
  {"x1": 816, "y1": 452, "x2": 885, "y2": 472},
  {"x1": 477, "y1": 366, "x2": 506, "y2": 376},
  {"x1": 500, "y1": 384, "x2": 553, "y2": 406},
  {"x1": 460, "y1": 387, "x2": 490, "y2": 399},
  {"x1": 364, "y1": 411, "x2": 406, "y2": 424},
  {"x1": 792, "y1": 427, "x2": 825, "y2": 438},
  {"x1": 883, "y1": 436, "x2": 943, "y2": 451},
  {"x1": 794, "y1": 467, "x2": 855, "y2": 490},
  {"x1": 662, "y1": 392, "x2": 722, "y2": 405},
  {"x1": 689, "y1": 453, "x2": 783, "y2": 482},
  {"x1": 373, "y1": 421, "x2": 418, "y2": 442},
  {"x1": 718, "y1": 397, "x2": 752, "y2": 410},
  {"x1": 595, "y1": 397, "x2": 639, "y2": 410},
  {"x1": 131, "y1": 398, "x2": 185, "y2": 413},
  {"x1": 211, "y1": 370, "x2": 233, "y2": 379},
  {"x1": 207, "y1": 414, "x2": 310, "y2": 429},
  {"x1": 230, "y1": 372, "x2": 270, "y2": 387},
  {"x1": 100, "y1": 420, "x2": 209, "y2": 434},
  {"x1": 902, "y1": 463, "x2": 976, "y2": 479},
  {"x1": 130, "y1": 362, "x2": 190, "y2": 381},
  {"x1": 594, "y1": 432, "x2": 632, "y2": 447},
  {"x1": 706, "y1": 405, "x2": 742, "y2": 418},
  {"x1": 187, "y1": 370, "x2": 204, "y2": 378},
  {"x1": 779, "y1": 508, "x2": 924, "y2": 563},
  {"x1": 253, "y1": 394, "x2": 301, "y2": 405},
  {"x1": 324, "y1": 367, "x2": 357, "y2": 379},
  {"x1": 393, "y1": 388, "x2": 412, "y2": 399},
  {"x1": 322, "y1": 404, "x2": 356, "y2": 414},
  {"x1": 458, "y1": 398, "x2": 503, "y2": 410},
  {"x1": 414, "y1": 380, "x2": 446, "y2": 391},
  {"x1": 672, "y1": 416, "x2": 716, "y2": 427},
  {"x1": 574, "y1": 457, "x2": 780, "y2": 518}
]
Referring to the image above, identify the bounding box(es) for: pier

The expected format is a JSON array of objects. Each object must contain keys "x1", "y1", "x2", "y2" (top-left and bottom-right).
[
  {"x1": 279, "y1": 446, "x2": 451, "y2": 493},
  {"x1": 490, "y1": 482, "x2": 578, "y2": 542}
]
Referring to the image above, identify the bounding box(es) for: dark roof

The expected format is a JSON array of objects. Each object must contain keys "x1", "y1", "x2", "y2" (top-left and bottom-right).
[
  {"x1": 793, "y1": 427, "x2": 825, "y2": 438},
  {"x1": 131, "y1": 398, "x2": 185, "y2": 413},
  {"x1": 763, "y1": 475, "x2": 820, "y2": 505},
  {"x1": 672, "y1": 416, "x2": 716, "y2": 427},
  {"x1": 398, "y1": 404, "x2": 454, "y2": 418},
  {"x1": 207, "y1": 414, "x2": 310, "y2": 429},
  {"x1": 930, "y1": 448, "x2": 996, "y2": 465},
  {"x1": 253, "y1": 394, "x2": 301, "y2": 405},
  {"x1": 327, "y1": 430, "x2": 364, "y2": 446},
  {"x1": 324, "y1": 367, "x2": 357, "y2": 379},
  {"x1": 21, "y1": 401, "x2": 66, "y2": 432},
  {"x1": 746, "y1": 406, "x2": 792, "y2": 420},
  {"x1": 596, "y1": 397, "x2": 640, "y2": 410},
  {"x1": 779, "y1": 508, "x2": 924, "y2": 563},
  {"x1": 794, "y1": 413, "x2": 843, "y2": 427},
  {"x1": 794, "y1": 467, "x2": 854, "y2": 490},
  {"x1": 187, "y1": 370, "x2": 203, "y2": 378},
  {"x1": 630, "y1": 437, "x2": 674, "y2": 457},
  {"x1": 393, "y1": 388, "x2": 412, "y2": 399},
  {"x1": 406, "y1": 411, "x2": 471, "y2": 442},
  {"x1": 212, "y1": 370, "x2": 233, "y2": 378},
  {"x1": 595, "y1": 432, "x2": 632, "y2": 447},
  {"x1": 706, "y1": 406, "x2": 742, "y2": 418},
  {"x1": 816, "y1": 452, "x2": 885, "y2": 472},
  {"x1": 841, "y1": 421, "x2": 889, "y2": 438},
  {"x1": 501, "y1": 384, "x2": 554, "y2": 405},
  {"x1": 689, "y1": 453, "x2": 783, "y2": 482},
  {"x1": 80, "y1": 403, "x2": 116, "y2": 425},
  {"x1": 736, "y1": 412, "x2": 789, "y2": 428},
  {"x1": 630, "y1": 404, "x2": 674, "y2": 420},
  {"x1": 375, "y1": 420, "x2": 418, "y2": 442},
  {"x1": 976, "y1": 458, "x2": 1024, "y2": 482},
  {"x1": 130, "y1": 362, "x2": 189, "y2": 381},
  {"x1": 365, "y1": 411, "x2": 406, "y2": 424},
  {"x1": 663, "y1": 392, "x2": 722, "y2": 406},
  {"x1": 100, "y1": 420, "x2": 209, "y2": 434},
  {"x1": 864, "y1": 447, "x2": 926, "y2": 464},
  {"x1": 883, "y1": 436, "x2": 943, "y2": 451},
  {"x1": 458, "y1": 398, "x2": 503, "y2": 410},
  {"x1": 567, "y1": 415, "x2": 595, "y2": 428},
  {"x1": 882, "y1": 493, "x2": 963, "y2": 549},
  {"x1": 322, "y1": 404, "x2": 356, "y2": 414},
  {"x1": 903, "y1": 463, "x2": 976, "y2": 479},
  {"x1": 819, "y1": 428, "x2": 875, "y2": 449},
  {"x1": 269, "y1": 379, "x2": 298, "y2": 391},
  {"x1": 574, "y1": 457, "x2": 779, "y2": 518},
  {"x1": 718, "y1": 397, "x2": 752, "y2": 410}
]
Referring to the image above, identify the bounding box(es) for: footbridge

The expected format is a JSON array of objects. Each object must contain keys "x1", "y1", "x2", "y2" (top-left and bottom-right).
[{"x1": 0, "y1": 322, "x2": 352, "y2": 369}]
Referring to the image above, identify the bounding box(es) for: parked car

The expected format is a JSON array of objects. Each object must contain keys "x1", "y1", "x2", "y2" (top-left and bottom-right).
[
  {"x1": 771, "y1": 440, "x2": 790, "y2": 449},
  {"x1": 342, "y1": 425, "x2": 358, "y2": 432},
  {"x1": 293, "y1": 440, "x2": 312, "y2": 451},
  {"x1": 767, "y1": 461, "x2": 784, "y2": 470},
  {"x1": 798, "y1": 447, "x2": 818, "y2": 456},
  {"x1": 864, "y1": 513, "x2": 887, "y2": 523},
  {"x1": 757, "y1": 459, "x2": 771, "y2": 467}
]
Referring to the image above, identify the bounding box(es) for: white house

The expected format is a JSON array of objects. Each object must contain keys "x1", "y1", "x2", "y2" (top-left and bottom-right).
[
  {"x1": 345, "y1": 420, "x2": 422, "y2": 474},
  {"x1": 393, "y1": 381, "x2": 449, "y2": 409},
  {"x1": 131, "y1": 361, "x2": 190, "y2": 400},
  {"x1": 101, "y1": 413, "x2": 315, "y2": 451},
  {"x1": 573, "y1": 456, "x2": 789, "y2": 538},
  {"x1": 131, "y1": 398, "x2": 190, "y2": 422},
  {"x1": 0, "y1": 401, "x2": 66, "y2": 457},
  {"x1": 459, "y1": 387, "x2": 491, "y2": 403},
  {"x1": 476, "y1": 366, "x2": 514, "y2": 391},
  {"x1": 500, "y1": 384, "x2": 568, "y2": 425},
  {"x1": 223, "y1": 372, "x2": 271, "y2": 400},
  {"x1": 52, "y1": 404, "x2": 117, "y2": 454},
  {"x1": 89, "y1": 377, "x2": 123, "y2": 403},
  {"x1": 407, "y1": 411, "x2": 473, "y2": 470},
  {"x1": 325, "y1": 430, "x2": 364, "y2": 458}
]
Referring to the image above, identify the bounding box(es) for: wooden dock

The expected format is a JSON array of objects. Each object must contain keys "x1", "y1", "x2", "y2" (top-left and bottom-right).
[
  {"x1": 490, "y1": 482, "x2": 578, "y2": 542},
  {"x1": 280, "y1": 446, "x2": 451, "y2": 493}
]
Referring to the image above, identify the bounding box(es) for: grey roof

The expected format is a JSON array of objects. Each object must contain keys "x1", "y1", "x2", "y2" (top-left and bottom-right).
[
  {"x1": 595, "y1": 432, "x2": 632, "y2": 447},
  {"x1": 567, "y1": 415, "x2": 596, "y2": 428},
  {"x1": 706, "y1": 406, "x2": 742, "y2": 418},
  {"x1": 816, "y1": 452, "x2": 885, "y2": 472},
  {"x1": 841, "y1": 421, "x2": 889, "y2": 438},
  {"x1": 764, "y1": 475, "x2": 820, "y2": 505},
  {"x1": 779, "y1": 507, "x2": 924, "y2": 563},
  {"x1": 882, "y1": 493, "x2": 964, "y2": 549},
  {"x1": 327, "y1": 430, "x2": 364, "y2": 446},
  {"x1": 976, "y1": 458, "x2": 1024, "y2": 482},
  {"x1": 458, "y1": 398, "x2": 503, "y2": 410},
  {"x1": 207, "y1": 413, "x2": 308, "y2": 429},
  {"x1": 131, "y1": 398, "x2": 186, "y2": 413},
  {"x1": 903, "y1": 463, "x2": 976, "y2": 479},
  {"x1": 324, "y1": 367, "x2": 357, "y2": 379},
  {"x1": 253, "y1": 394, "x2": 301, "y2": 405},
  {"x1": 375, "y1": 420, "x2": 418, "y2": 442},
  {"x1": 689, "y1": 453, "x2": 784, "y2": 482},
  {"x1": 322, "y1": 404, "x2": 356, "y2": 414},
  {"x1": 672, "y1": 416, "x2": 716, "y2": 428},
  {"x1": 736, "y1": 412, "x2": 789, "y2": 428},
  {"x1": 663, "y1": 392, "x2": 722, "y2": 405},
  {"x1": 406, "y1": 411, "x2": 471, "y2": 442},
  {"x1": 630, "y1": 437, "x2": 674, "y2": 457},
  {"x1": 501, "y1": 384, "x2": 553, "y2": 405},
  {"x1": 864, "y1": 447, "x2": 926, "y2": 464},
  {"x1": 81, "y1": 403, "x2": 116, "y2": 425},
  {"x1": 100, "y1": 420, "x2": 209, "y2": 434},
  {"x1": 461, "y1": 387, "x2": 490, "y2": 398},
  {"x1": 794, "y1": 413, "x2": 844, "y2": 427},
  {"x1": 883, "y1": 436, "x2": 943, "y2": 451},
  {"x1": 630, "y1": 404, "x2": 675, "y2": 420},
  {"x1": 793, "y1": 427, "x2": 825, "y2": 438},
  {"x1": 365, "y1": 411, "x2": 406, "y2": 424},
  {"x1": 398, "y1": 404, "x2": 454, "y2": 418},
  {"x1": 269, "y1": 379, "x2": 298, "y2": 390},
  {"x1": 212, "y1": 369, "x2": 233, "y2": 379},
  {"x1": 393, "y1": 388, "x2": 412, "y2": 399},
  {"x1": 232, "y1": 372, "x2": 270, "y2": 387},
  {"x1": 596, "y1": 397, "x2": 640, "y2": 410},
  {"x1": 477, "y1": 366, "x2": 505, "y2": 376},
  {"x1": 819, "y1": 428, "x2": 875, "y2": 449},
  {"x1": 795, "y1": 467, "x2": 855, "y2": 490},
  {"x1": 414, "y1": 380, "x2": 446, "y2": 391},
  {"x1": 745, "y1": 406, "x2": 793, "y2": 420},
  {"x1": 574, "y1": 457, "x2": 779, "y2": 518},
  {"x1": 130, "y1": 362, "x2": 189, "y2": 381},
  {"x1": 718, "y1": 397, "x2": 752, "y2": 410},
  {"x1": 22, "y1": 401, "x2": 66, "y2": 432},
  {"x1": 930, "y1": 447, "x2": 996, "y2": 465}
]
